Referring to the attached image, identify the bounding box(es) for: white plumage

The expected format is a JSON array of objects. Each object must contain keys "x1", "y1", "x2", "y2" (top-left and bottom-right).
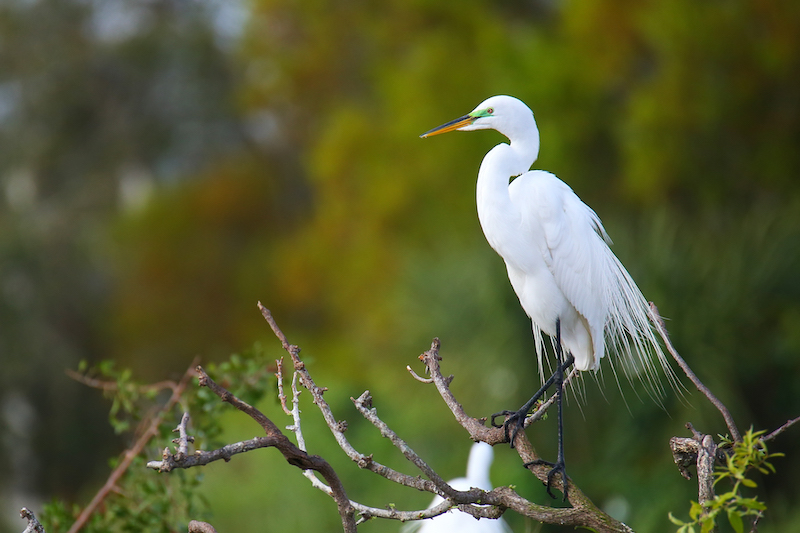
[{"x1": 422, "y1": 95, "x2": 675, "y2": 395}]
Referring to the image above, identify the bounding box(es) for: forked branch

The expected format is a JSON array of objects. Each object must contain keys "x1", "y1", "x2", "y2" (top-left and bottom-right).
[{"x1": 258, "y1": 305, "x2": 633, "y2": 532}]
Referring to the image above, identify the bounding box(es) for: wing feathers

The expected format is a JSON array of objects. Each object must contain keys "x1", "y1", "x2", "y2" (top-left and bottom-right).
[{"x1": 509, "y1": 171, "x2": 677, "y2": 398}]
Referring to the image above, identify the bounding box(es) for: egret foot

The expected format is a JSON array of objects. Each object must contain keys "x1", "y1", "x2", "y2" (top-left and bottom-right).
[
  {"x1": 525, "y1": 457, "x2": 568, "y2": 500},
  {"x1": 490, "y1": 351, "x2": 575, "y2": 448},
  {"x1": 490, "y1": 407, "x2": 528, "y2": 448}
]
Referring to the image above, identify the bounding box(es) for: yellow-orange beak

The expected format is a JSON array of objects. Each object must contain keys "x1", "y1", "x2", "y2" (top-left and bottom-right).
[{"x1": 419, "y1": 114, "x2": 474, "y2": 138}]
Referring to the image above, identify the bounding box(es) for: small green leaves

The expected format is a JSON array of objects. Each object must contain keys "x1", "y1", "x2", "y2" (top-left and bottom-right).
[
  {"x1": 670, "y1": 428, "x2": 782, "y2": 533},
  {"x1": 47, "y1": 343, "x2": 275, "y2": 533}
]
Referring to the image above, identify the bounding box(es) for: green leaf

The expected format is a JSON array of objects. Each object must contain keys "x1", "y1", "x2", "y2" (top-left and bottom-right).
[
  {"x1": 716, "y1": 491, "x2": 737, "y2": 503},
  {"x1": 688, "y1": 501, "x2": 703, "y2": 520},
  {"x1": 727, "y1": 509, "x2": 744, "y2": 533},
  {"x1": 741, "y1": 478, "x2": 757, "y2": 488},
  {"x1": 668, "y1": 512, "x2": 686, "y2": 526},
  {"x1": 739, "y1": 498, "x2": 768, "y2": 511}
]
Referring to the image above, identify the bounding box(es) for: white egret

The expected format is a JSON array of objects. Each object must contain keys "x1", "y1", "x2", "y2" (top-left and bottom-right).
[
  {"x1": 411, "y1": 442, "x2": 512, "y2": 533},
  {"x1": 420, "y1": 95, "x2": 675, "y2": 499}
]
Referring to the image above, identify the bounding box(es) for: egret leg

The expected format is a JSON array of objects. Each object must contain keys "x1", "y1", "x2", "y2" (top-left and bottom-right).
[
  {"x1": 490, "y1": 318, "x2": 574, "y2": 448},
  {"x1": 525, "y1": 319, "x2": 570, "y2": 500},
  {"x1": 490, "y1": 319, "x2": 573, "y2": 500},
  {"x1": 489, "y1": 355, "x2": 573, "y2": 446}
]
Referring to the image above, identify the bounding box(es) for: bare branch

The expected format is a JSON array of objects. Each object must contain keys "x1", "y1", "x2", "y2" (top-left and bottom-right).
[
  {"x1": 261, "y1": 308, "x2": 550, "y2": 525},
  {"x1": 649, "y1": 303, "x2": 742, "y2": 442},
  {"x1": 19, "y1": 508, "x2": 45, "y2": 533},
  {"x1": 147, "y1": 436, "x2": 280, "y2": 471},
  {"x1": 697, "y1": 435, "x2": 717, "y2": 508},
  {"x1": 351, "y1": 390, "x2": 458, "y2": 499},
  {"x1": 279, "y1": 363, "x2": 333, "y2": 495},
  {"x1": 763, "y1": 416, "x2": 800, "y2": 443},
  {"x1": 172, "y1": 412, "x2": 192, "y2": 460},
  {"x1": 151, "y1": 305, "x2": 635, "y2": 532},
  {"x1": 353, "y1": 498, "x2": 456, "y2": 524},
  {"x1": 275, "y1": 357, "x2": 293, "y2": 416},
  {"x1": 406, "y1": 365, "x2": 434, "y2": 383},
  {"x1": 418, "y1": 339, "x2": 504, "y2": 444}
]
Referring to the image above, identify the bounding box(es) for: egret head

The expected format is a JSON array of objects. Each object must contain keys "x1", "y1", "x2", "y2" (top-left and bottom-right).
[{"x1": 420, "y1": 95, "x2": 535, "y2": 140}]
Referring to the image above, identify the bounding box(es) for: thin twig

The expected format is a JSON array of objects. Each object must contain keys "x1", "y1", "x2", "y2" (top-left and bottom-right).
[
  {"x1": 276, "y1": 357, "x2": 293, "y2": 416},
  {"x1": 762, "y1": 416, "x2": 800, "y2": 443},
  {"x1": 649, "y1": 303, "x2": 742, "y2": 442},
  {"x1": 406, "y1": 365, "x2": 434, "y2": 383},
  {"x1": 352, "y1": 390, "x2": 458, "y2": 499},
  {"x1": 282, "y1": 364, "x2": 332, "y2": 495},
  {"x1": 65, "y1": 368, "x2": 177, "y2": 395},
  {"x1": 524, "y1": 367, "x2": 578, "y2": 428}
]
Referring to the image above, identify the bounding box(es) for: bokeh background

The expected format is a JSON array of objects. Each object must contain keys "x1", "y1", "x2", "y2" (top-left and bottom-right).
[{"x1": 2, "y1": 0, "x2": 800, "y2": 531}]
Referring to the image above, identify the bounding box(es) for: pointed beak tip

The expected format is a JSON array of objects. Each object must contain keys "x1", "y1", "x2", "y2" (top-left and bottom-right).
[{"x1": 419, "y1": 114, "x2": 472, "y2": 140}]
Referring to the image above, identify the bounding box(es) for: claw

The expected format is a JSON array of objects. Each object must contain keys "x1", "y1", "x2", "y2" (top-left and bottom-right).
[
  {"x1": 489, "y1": 410, "x2": 513, "y2": 429},
  {"x1": 490, "y1": 408, "x2": 528, "y2": 448},
  {"x1": 525, "y1": 458, "x2": 569, "y2": 501}
]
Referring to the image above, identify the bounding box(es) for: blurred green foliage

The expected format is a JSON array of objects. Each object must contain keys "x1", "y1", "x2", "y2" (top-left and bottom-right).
[
  {"x1": 2, "y1": 0, "x2": 800, "y2": 532},
  {"x1": 37, "y1": 343, "x2": 274, "y2": 533}
]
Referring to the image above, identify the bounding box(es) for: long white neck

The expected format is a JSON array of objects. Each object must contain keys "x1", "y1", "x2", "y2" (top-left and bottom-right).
[{"x1": 476, "y1": 121, "x2": 540, "y2": 252}]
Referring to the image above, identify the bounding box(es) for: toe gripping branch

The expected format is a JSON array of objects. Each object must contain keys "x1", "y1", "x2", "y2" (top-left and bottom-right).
[{"x1": 489, "y1": 353, "x2": 575, "y2": 448}]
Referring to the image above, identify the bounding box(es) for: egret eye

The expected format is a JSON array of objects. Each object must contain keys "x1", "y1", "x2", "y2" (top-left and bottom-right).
[{"x1": 487, "y1": 107, "x2": 494, "y2": 114}]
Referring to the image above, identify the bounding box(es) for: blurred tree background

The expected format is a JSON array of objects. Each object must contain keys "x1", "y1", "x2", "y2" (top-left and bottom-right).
[{"x1": 1, "y1": 0, "x2": 799, "y2": 531}]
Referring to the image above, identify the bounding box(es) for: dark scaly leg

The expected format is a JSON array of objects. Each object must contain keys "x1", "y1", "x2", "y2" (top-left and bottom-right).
[
  {"x1": 525, "y1": 318, "x2": 570, "y2": 500},
  {"x1": 489, "y1": 352, "x2": 573, "y2": 448}
]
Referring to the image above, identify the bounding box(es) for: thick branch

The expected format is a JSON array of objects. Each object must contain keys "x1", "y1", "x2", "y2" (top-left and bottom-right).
[
  {"x1": 19, "y1": 508, "x2": 45, "y2": 533},
  {"x1": 697, "y1": 435, "x2": 717, "y2": 507},
  {"x1": 410, "y1": 339, "x2": 633, "y2": 532}
]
